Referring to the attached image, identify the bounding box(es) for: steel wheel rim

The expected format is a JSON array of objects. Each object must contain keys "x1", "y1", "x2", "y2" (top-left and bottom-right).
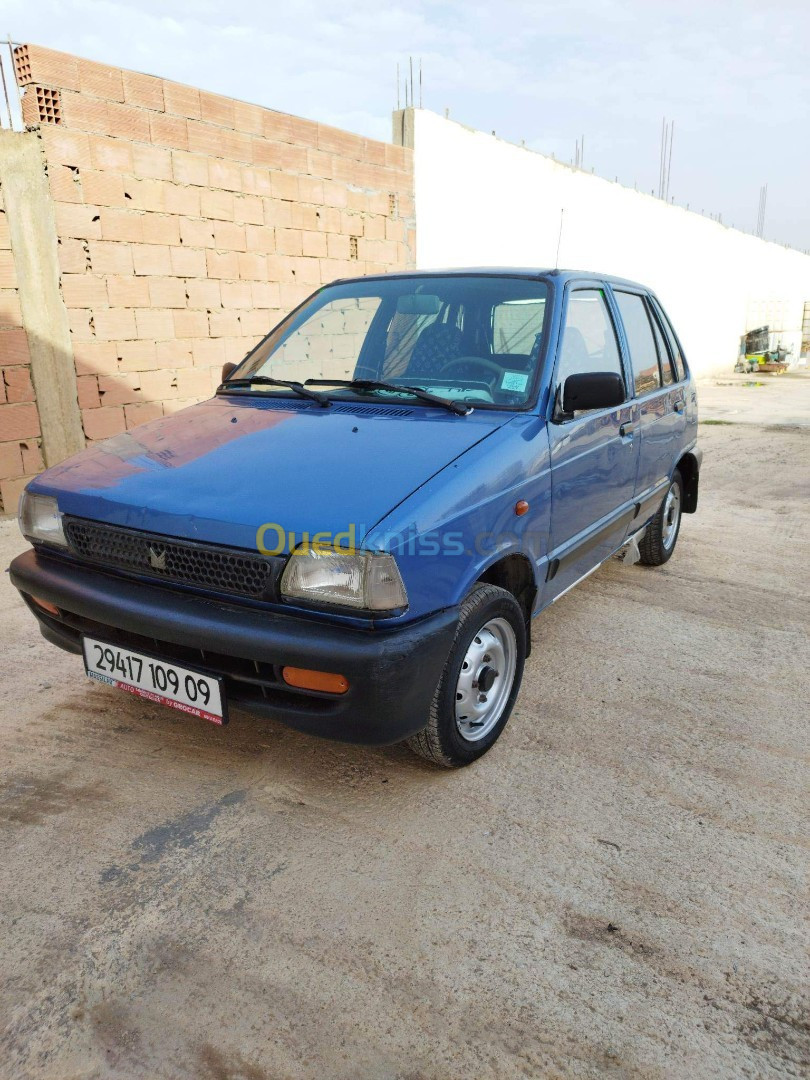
[
  {"x1": 662, "y1": 483, "x2": 681, "y2": 550},
  {"x1": 455, "y1": 617, "x2": 517, "y2": 742}
]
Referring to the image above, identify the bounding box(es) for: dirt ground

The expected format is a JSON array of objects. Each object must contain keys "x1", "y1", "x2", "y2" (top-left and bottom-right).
[{"x1": 1, "y1": 409, "x2": 808, "y2": 1078}]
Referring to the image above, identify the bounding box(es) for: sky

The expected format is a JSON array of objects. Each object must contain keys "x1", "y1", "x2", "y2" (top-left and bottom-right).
[{"x1": 2, "y1": 0, "x2": 808, "y2": 250}]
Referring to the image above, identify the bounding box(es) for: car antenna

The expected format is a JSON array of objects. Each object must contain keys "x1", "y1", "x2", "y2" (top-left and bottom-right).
[{"x1": 555, "y1": 208, "x2": 565, "y2": 269}]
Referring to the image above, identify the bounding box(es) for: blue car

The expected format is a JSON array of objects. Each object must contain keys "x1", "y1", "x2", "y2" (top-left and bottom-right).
[{"x1": 11, "y1": 269, "x2": 701, "y2": 767}]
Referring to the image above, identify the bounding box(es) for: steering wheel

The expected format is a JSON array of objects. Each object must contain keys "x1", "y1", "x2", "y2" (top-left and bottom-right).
[{"x1": 439, "y1": 355, "x2": 504, "y2": 385}]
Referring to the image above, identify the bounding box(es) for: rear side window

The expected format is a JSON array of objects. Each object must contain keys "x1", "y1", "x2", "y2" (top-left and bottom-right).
[
  {"x1": 615, "y1": 291, "x2": 660, "y2": 396},
  {"x1": 648, "y1": 304, "x2": 675, "y2": 385},
  {"x1": 653, "y1": 300, "x2": 687, "y2": 380},
  {"x1": 556, "y1": 289, "x2": 624, "y2": 393},
  {"x1": 492, "y1": 298, "x2": 546, "y2": 356}
]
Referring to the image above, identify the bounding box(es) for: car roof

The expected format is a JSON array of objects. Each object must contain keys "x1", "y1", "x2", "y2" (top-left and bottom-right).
[{"x1": 332, "y1": 267, "x2": 652, "y2": 291}]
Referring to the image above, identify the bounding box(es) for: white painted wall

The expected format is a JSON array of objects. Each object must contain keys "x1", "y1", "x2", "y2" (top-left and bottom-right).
[{"x1": 411, "y1": 109, "x2": 810, "y2": 377}]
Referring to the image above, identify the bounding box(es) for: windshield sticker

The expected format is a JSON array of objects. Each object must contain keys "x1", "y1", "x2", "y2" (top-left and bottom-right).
[{"x1": 501, "y1": 371, "x2": 529, "y2": 392}]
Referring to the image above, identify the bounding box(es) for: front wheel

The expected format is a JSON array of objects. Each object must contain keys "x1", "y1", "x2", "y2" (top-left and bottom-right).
[
  {"x1": 639, "y1": 469, "x2": 683, "y2": 566},
  {"x1": 406, "y1": 583, "x2": 526, "y2": 767}
]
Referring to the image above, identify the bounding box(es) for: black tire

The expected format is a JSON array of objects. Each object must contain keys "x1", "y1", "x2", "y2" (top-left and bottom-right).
[
  {"x1": 406, "y1": 583, "x2": 526, "y2": 768},
  {"x1": 639, "y1": 468, "x2": 683, "y2": 566}
]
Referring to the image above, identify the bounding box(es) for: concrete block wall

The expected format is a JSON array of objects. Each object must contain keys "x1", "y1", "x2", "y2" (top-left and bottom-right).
[
  {"x1": 0, "y1": 44, "x2": 414, "y2": 510},
  {"x1": 0, "y1": 181, "x2": 42, "y2": 512}
]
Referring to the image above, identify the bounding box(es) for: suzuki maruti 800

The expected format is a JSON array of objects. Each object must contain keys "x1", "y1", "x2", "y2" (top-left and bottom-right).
[{"x1": 11, "y1": 269, "x2": 701, "y2": 767}]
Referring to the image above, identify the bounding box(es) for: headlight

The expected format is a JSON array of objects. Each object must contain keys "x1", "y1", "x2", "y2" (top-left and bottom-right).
[
  {"x1": 280, "y1": 547, "x2": 407, "y2": 611},
  {"x1": 18, "y1": 491, "x2": 67, "y2": 548}
]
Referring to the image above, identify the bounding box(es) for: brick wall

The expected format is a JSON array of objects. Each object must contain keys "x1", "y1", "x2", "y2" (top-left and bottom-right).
[
  {"x1": 0, "y1": 44, "x2": 414, "y2": 509},
  {"x1": 0, "y1": 181, "x2": 43, "y2": 512}
]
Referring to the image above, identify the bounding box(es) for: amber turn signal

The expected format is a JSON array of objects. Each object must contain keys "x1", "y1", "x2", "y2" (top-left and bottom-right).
[
  {"x1": 282, "y1": 666, "x2": 349, "y2": 694},
  {"x1": 515, "y1": 500, "x2": 529, "y2": 516},
  {"x1": 31, "y1": 595, "x2": 60, "y2": 616}
]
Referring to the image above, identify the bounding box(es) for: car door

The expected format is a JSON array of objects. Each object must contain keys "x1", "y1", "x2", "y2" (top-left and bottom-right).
[
  {"x1": 544, "y1": 284, "x2": 639, "y2": 602},
  {"x1": 611, "y1": 288, "x2": 686, "y2": 522}
]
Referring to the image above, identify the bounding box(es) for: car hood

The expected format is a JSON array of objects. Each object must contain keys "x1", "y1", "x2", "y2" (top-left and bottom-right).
[{"x1": 33, "y1": 396, "x2": 510, "y2": 552}]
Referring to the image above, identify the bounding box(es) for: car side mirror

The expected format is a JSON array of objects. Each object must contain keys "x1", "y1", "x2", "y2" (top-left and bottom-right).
[
  {"x1": 561, "y1": 372, "x2": 625, "y2": 414},
  {"x1": 221, "y1": 362, "x2": 237, "y2": 383}
]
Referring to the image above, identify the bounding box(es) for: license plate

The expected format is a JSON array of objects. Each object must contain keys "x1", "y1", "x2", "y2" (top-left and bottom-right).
[{"x1": 82, "y1": 637, "x2": 227, "y2": 725}]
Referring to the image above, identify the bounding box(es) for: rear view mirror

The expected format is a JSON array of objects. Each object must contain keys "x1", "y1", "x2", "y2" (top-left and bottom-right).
[
  {"x1": 221, "y1": 362, "x2": 237, "y2": 383},
  {"x1": 396, "y1": 294, "x2": 442, "y2": 315},
  {"x1": 561, "y1": 372, "x2": 625, "y2": 414}
]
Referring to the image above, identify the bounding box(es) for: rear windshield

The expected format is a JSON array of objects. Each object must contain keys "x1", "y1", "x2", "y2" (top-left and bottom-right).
[{"x1": 229, "y1": 275, "x2": 550, "y2": 409}]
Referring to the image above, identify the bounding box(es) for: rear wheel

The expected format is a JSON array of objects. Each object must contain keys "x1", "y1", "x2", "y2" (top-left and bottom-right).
[
  {"x1": 639, "y1": 469, "x2": 683, "y2": 566},
  {"x1": 406, "y1": 583, "x2": 526, "y2": 767}
]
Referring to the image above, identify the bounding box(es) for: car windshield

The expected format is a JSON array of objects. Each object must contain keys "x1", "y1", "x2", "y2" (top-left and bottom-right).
[{"x1": 224, "y1": 275, "x2": 550, "y2": 409}]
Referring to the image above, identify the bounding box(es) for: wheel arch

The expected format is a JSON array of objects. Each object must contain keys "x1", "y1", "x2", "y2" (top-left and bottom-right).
[
  {"x1": 476, "y1": 552, "x2": 537, "y2": 654},
  {"x1": 676, "y1": 451, "x2": 700, "y2": 513}
]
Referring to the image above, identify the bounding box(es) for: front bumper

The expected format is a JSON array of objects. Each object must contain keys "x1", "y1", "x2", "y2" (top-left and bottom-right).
[{"x1": 10, "y1": 548, "x2": 458, "y2": 746}]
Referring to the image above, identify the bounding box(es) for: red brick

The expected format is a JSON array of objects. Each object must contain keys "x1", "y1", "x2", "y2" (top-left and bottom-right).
[
  {"x1": 83, "y1": 406, "x2": 126, "y2": 440},
  {"x1": 117, "y1": 341, "x2": 158, "y2": 371},
  {"x1": 302, "y1": 230, "x2": 327, "y2": 258},
  {"x1": 0, "y1": 401, "x2": 40, "y2": 440},
  {"x1": 39, "y1": 127, "x2": 93, "y2": 170},
  {"x1": 57, "y1": 238, "x2": 88, "y2": 273},
  {"x1": 77, "y1": 374, "x2": 101, "y2": 409},
  {"x1": 163, "y1": 82, "x2": 201, "y2": 120},
  {"x1": 100, "y1": 208, "x2": 143, "y2": 244},
  {"x1": 172, "y1": 151, "x2": 208, "y2": 187},
  {"x1": 87, "y1": 241, "x2": 134, "y2": 275},
  {"x1": 276, "y1": 229, "x2": 303, "y2": 257},
  {"x1": 186, "y1": 279, "x2": 221, "y2": 309},
  {"x1": 125, "y1": 177, "x2": 165, "y2": 213},
  {"x1": 82, "y1": 170, "x2": 128, "y2": 208},
  {"x1": 122, "y1": 70, "x2": 165, "y2": 112},
  {"x1": 0, "y1": 440, "x2": 23, "y2": 479},
  {"x1": 78, "y1": 58, "x2": 124, "y2": 101},
  {"x1": 179, "y1": 218, "x2": 215, "y2": 248},
  {"x1": 49, "y1": 164, "x2": 83, "y2": 204},
  {"x1": 191, "y1": 338, "x2": 226, "y2": 367},
  {"x1": 59, "y1": 91, "x2": 111, "y2": 134},
  {"x1": 188, "y1": 122, "x2": 252, "y2": 163},
  {"x1": 97, "y1": 373, "x2": 141, "y2": 406},
  {"x1": 55, "y1": 203, "x2": 102, "y2": 240},
  {"x1": 241, "y1": 167, "x2": 273, "y2": 197},
  {"x1": 251, "y1": 282, "x2": 281, "y2": 308},
  {"x1": 72, "y1": 340, "x2": 119, "y2": 376},
  {"x1": 16, "y1": 44, "x2": 80, "y2": 91},
  {"x1": 3, "y1": 366, "x2": 35, "y2": 402},
  {"x1": 150, "y1": 112, "x2": 189, "y2": 150},
  {"x1": 20, "y1": 440, "x2": 44, "y2": 474},
  {"x1": 205, "y1": 249, "x2": 239, "y2": 279},
  {"x1": 169, "y1": 246, "x2": 206, "y2": 277},
  {"x1": 0, "y1": 474, "x2": 34, "y2": 512},
  {"x1": 92, "y1": 308, "x2": 137, "y2": 340},
  {"x1": 270, "y1": 172, "x2": 299, "y2": 202},
  {"x1": 237, "y1": 252, "x2": 268, "y2": 280},
  {"x1": 155, "y1": 340, "x2": 193, "y2": 368},
  {"x1": 0, "y1": 328, "x2": 31, "y2": 366},
  {"x1": 213, "y1": 221, "x2": 246, "y2": 252},
  {"x1": 0, "y1": 252, "x2": 16, "y2": 290},
  {"x1": 233, "y1": 194, "x2": 264, "y2": 226},
  {"x1": 125, "y1": 401, "x2": 164, "y2": 428},
  {"x1": 107, "y1": 275, "x2": 150, "y2": 307},
  {"x1": 105, "y1": 101, "x2": 151, "y2": 141},
  {"x1": 139, "y1": 369, "x2": 181, "y2": 399},
  {"x1": 135, "y1": 309, "x2": 174, "y2": 340},
  {"x1": 200, "y1": 189, "x2": 234, "y2": 221},
  {"x1": 87, "y1": 134, "x2": 133, "y2": 172},
  {"x1": 245, "y1": 225, "x2": 275, "y2": 254},
  {"x1": 60, "y1": 273, "x2": 108, "y2": 308},
  {"x1": 141, "y1": 214, "x2": 181, "y2": 247},
  {"x1": 132, "y1": 144, "x2": 173, "y2": 181},
  {"x1": 208, "y1": 311, "x2": 242, "y2": 337},
  {"x1": 174, "y1": 368, "x2": 212, "y2": 398},
  {"x1": 164, "y1": 184, "x2": 201, "y2": 217},
  {"x1": 263, "y1": 199, "x2": 293, "y2": 228},
  {"x1": 173, "y1": 311, "x2": 209, "y2": 338},
  {"x1": 132, "y1": 244, "x2": 172, "y2": 276},
  {"x1": 209, "y1": 159, "x2": 242, "y2": 192},
  {"x1": 233, "y1": 100, "x2": 265, "y2": 136},
  {"x1": 148, "y1": 277, "x2": 187, "y2": 308},
  {"x1": 0, "y1": 290, "x2": 22, "y2": 328},
  {"x1": 221, "y1": 282, "x2": 252, "y2": 309}
]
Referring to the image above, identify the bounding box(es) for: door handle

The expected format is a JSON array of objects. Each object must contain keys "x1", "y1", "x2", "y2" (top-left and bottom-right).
[
  {"x1": 620, "y1": 422, "x2": 634, "y2": 437},
  {"x1": 673, "y1": 399, "x2": 685, "y2": 414}
]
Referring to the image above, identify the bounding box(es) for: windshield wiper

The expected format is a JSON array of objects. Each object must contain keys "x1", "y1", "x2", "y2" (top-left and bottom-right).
[
  {"x1": 307, "y1": 379, "x2": 471, "y2": 416},
  {"x1": 218, "y1": 376, "x2": 331, "y2": 407}
]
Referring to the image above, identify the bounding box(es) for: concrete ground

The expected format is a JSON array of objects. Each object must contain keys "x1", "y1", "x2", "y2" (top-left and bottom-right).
[
  {"x1": 697, "y1": 368, "x2": 810, "y2": 428},
  {"x1": 1, "y1": 397, "x2": 808, "y2": 1078}
]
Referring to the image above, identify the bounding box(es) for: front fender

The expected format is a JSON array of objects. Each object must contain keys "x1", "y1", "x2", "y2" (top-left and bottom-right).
[{"x1": 364, "y1": 415, "x2": 551, "y2": 618}]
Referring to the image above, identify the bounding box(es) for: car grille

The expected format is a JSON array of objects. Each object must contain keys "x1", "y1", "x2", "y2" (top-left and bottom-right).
[{"x1": 63, "y1": 517, "x2": 282, "y2": 601}]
